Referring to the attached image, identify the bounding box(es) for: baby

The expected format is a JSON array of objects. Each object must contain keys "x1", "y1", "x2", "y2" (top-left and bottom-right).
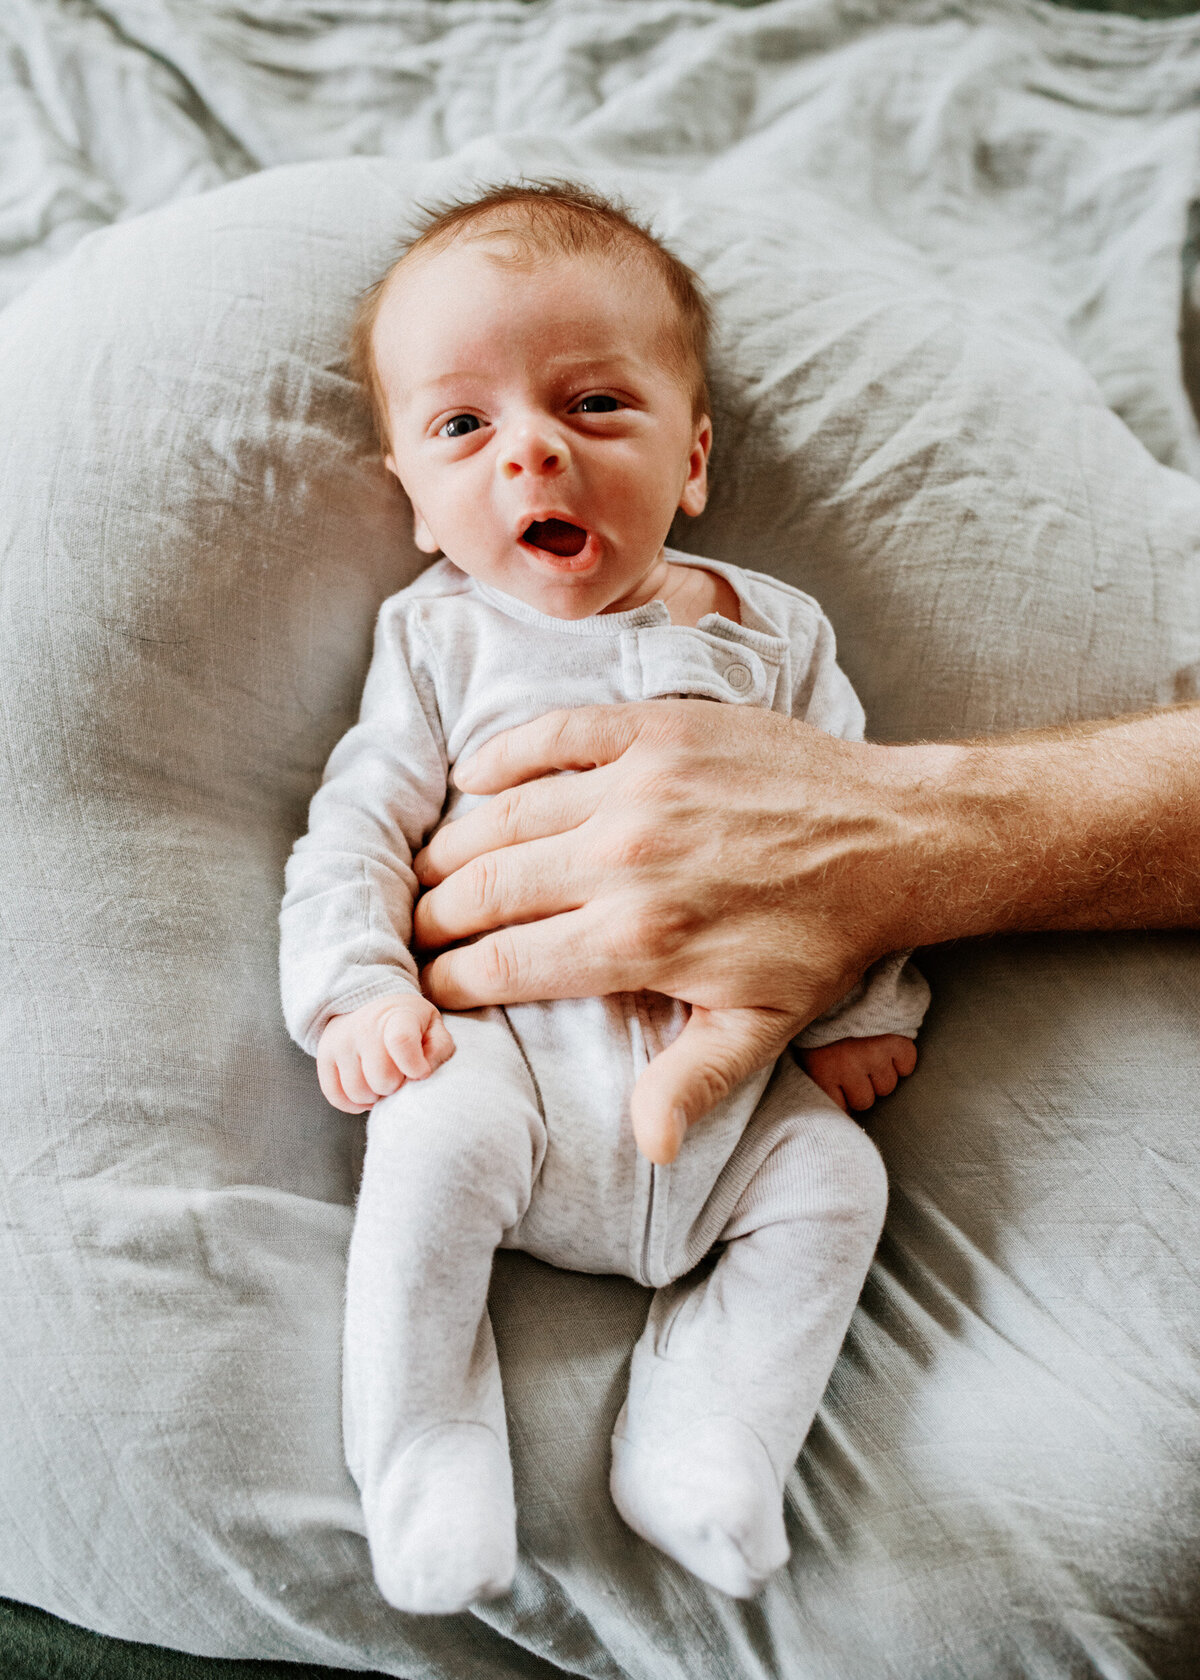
[{"x1": 280, "y1": 182, "x2": 928, "y2": 1614}]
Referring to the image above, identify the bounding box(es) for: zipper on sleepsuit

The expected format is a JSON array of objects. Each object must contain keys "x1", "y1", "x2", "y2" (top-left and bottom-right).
[{"x1": 640, "y1": 1163, "x2": 658, "y2": 1286}]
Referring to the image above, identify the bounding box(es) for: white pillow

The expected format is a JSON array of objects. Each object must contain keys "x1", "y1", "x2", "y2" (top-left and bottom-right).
[{"x1": 1, "y1": 148, "x2": 1197, "y2": 1673}]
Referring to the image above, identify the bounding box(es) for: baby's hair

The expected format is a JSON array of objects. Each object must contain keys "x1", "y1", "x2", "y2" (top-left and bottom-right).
[{"x1": 349, "y1": 179, "x2": 712, "y2": 451}]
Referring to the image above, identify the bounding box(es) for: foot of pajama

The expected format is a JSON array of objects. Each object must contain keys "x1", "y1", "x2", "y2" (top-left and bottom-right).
[
  {"x1": 610, "y1": 1409, "x2": 789, "y2": 1598},
  {"x1": 609, "y1": 1072, "x2": 889, "y2": 1596},
  {"x1": 365, "y1": 1421, "x2": 516, "y2": 1614}
]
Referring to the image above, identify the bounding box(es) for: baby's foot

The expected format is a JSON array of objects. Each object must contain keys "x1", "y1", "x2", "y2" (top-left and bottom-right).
[
  {"x1": 610, "y1": 1408, "x2": 789, "y2": 1598},
  {"x1": 365, "y1": 1421, "x2": 516, "y2": 1614}
]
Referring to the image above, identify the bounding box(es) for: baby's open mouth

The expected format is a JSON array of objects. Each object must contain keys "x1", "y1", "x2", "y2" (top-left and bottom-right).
[{"x1": 521, "y1": 518, "x2": 588, "y2": 558}]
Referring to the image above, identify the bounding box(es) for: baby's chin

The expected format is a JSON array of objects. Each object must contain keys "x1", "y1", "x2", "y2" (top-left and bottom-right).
[
  {"x1": 513, "y1": 520, "x2": 604, "y2": 585},
  {"x1": 444, "y1": 537, "x2": 668, "y2": 621}
]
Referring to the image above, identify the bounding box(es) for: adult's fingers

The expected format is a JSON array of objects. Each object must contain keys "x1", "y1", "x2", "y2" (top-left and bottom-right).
[
  {"x1": 421, "y1": 907, "x2": 627, "y2": 1010},
  {"x1": 414, "y1": 830, "x2": 600, "y2": 948},
  {"x1": 452, "y1": 704, "x2": 650, "y2": 794},
  {"x1": 630, "y1": 1006, "x2": 798, "y2": 1165},
  {"x1": 414, "y1": 767, "x2": 605, "y2": 887}
]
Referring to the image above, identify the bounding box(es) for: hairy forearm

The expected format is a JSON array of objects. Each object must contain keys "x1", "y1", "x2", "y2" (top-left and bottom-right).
[{"x1": 884, "y1": 706, "x2": 1200, "y2": 947}]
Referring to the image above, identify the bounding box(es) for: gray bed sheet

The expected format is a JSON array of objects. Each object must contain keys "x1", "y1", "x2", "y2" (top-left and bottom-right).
[{"x1": 1, "y1": 3, "x2": 1199, "y2": 1678}]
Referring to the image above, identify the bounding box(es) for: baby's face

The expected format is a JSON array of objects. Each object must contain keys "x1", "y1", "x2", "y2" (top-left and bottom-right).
[{"x1": 373, "y1": 239, "x2": 710, "y2": 619}]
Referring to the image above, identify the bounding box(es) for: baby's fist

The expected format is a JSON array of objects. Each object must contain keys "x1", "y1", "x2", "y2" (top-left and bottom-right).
[
  {"x1": 800, "y1": 1033, "x2": 917, "y2": 1114},
  {"x1": 317, "y1": 992, "x2": 455, "y2": 1114}
]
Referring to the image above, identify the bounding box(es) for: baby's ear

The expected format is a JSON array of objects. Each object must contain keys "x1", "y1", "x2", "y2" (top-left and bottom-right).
[
  {"x1": 410, "y1": 513, "x2": 440, "y2": 555},
  {"x1": 678, "y1": 416, "x2": 712, "y2": 518},
  {"x1": 383, "y1": 455, "x2": 439, "y2": 553}
]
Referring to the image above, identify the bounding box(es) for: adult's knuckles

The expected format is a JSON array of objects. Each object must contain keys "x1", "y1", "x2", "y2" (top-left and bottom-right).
[
  {"x1": 601, "y1": 814, "x2": 668, "y2": 875},
  {"x1": 477, "y1": 931, "x2": 527, "y2": 996},
  {"x1": 614, "y1": 896, "x2": 695, "y2": 963},
  {"x1": 486, "y1": 785, "x2": 525, "y2": 843},
  {"x1": 618, "y1": 754, "x2": 697, "y2": 812},
  {"x1": 684, "y1": 1060, "x2": 735, "y2": 1115},
  {"x1": 541, "y1": 706, "x2": 595, "y2": 767},
  {"x1": 464, "y1": 849, "x2": 505, "y2": 915}
]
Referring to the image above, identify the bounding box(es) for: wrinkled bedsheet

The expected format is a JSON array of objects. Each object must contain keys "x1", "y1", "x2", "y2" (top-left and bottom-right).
[{"x1": 3, "y1": 0, "x2": 1200, "y2": 470}]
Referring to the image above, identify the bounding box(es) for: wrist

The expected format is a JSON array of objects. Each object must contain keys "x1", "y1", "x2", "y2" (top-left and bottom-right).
[
  {"x1": 835, "y1": 738, "x2": 981, "y2": 955},
  {"x1": 867, "y1": 735, "x2": 1078, "y2": 948},
  {"x1": 872, "y1": 712, "x2": 1199, "y2": 946}
]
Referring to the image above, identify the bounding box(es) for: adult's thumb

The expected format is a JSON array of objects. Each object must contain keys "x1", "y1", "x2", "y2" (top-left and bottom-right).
[{"x1": 630, "y1": 1005, "x2": 798, "y2": 1165}]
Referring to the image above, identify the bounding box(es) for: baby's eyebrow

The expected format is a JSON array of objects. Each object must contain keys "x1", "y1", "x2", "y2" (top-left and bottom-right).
[
  {"x1": 412, "y1": 371, "x2": 487, "y2": 393},
  {"x1": 395, "y1": 354, "x2": 648, "y2": 415},
  {"x1": 417, "y1": 352, "x2": 641, "y2": 388}
]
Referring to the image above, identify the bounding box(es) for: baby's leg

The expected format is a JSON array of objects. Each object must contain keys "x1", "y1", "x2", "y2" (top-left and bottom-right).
[
  {"x1": 610, "y1": 1054, "x2": 888, "y2": 1598},
  {"x1": 343, "y1": 1010, "x2": 544, "y2": 1615}
]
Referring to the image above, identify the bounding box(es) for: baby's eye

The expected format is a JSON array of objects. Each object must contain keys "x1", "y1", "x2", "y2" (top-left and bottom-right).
[
  {"x1": 438, "y1": 414, "x2": 482, "y2": 439},
  {"x1": 573, "y1": 394, "x2": 621, "y2": 414}
]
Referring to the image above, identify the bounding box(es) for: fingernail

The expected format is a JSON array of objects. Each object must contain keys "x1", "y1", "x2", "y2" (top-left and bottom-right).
[{"x1": 666, "y1": 1109, "x2": 688, "y2": 1157}]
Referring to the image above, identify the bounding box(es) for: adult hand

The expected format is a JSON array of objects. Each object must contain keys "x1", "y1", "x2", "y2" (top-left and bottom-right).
[
  {"x1": 413, "y1": 699, "x2": 1200, "y2": 1146},
  {"x1": 412, "y1": 700, "x2": 950, "y2": 1147}
]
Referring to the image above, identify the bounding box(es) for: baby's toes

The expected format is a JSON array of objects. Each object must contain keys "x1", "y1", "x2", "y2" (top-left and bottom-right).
[
  {"x1": 892, "y1": 1039, "x2": 918, "y2": 1077},
  {"x1": 842, "y1": 1071, "x2": 877, "y2": 1111},
  {"x1": 869, "y1": 1062, "x2": 899, "y2": 1097}
]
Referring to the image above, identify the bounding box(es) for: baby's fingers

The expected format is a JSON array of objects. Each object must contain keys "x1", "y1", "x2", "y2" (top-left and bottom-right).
[
  {"x1": 382, "y1": 1007, "x2": 433, "y2": 1080},
  {"x1": 423, "y1": 1013, "x2": 457, "y2": 1074},
  {"x1": 317, "y1": 1052, "x2": 369, "y2": 1114},
  {"x1": 331, "y1": 1050, "x2": 377, "y2": 1113},
  {"x1": 359, "y1": 1034, "x2": 406, "y2": 1099}
]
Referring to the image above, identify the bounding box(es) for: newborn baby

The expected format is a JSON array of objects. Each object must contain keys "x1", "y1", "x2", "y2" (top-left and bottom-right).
[{"x1": 280, "y1": 182, "x2": 928, "y2": 1614}]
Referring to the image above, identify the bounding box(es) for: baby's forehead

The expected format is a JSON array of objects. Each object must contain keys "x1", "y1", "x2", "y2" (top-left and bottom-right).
[
  {"x1": 369, "y1": 226, "x2": 699, "y2": 410},
  {"x1": 385, "y1": 230, "x2": 674, "y2": 315}
]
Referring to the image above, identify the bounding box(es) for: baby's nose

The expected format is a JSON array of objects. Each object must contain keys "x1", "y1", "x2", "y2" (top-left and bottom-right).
[{"x1": 500, "y1": 423, "x2": 568, "y2": 479}]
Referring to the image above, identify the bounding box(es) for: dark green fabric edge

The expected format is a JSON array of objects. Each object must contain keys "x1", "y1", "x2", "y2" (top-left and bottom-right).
[
  {"x1": 0, "y1": 1598, "x2": 399, "y2": 1680},
  {"x1": 1046, "y1": 0, "x2": 1200, "y2": 17},
  {"x1": 435, "y1": 0, "x2": 1200, "y2": 16}
]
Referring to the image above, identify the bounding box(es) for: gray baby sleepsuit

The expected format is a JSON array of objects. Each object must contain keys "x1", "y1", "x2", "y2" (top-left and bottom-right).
[{"x1": 280, "y1": 550, "x2": 928, "y2": 1607}]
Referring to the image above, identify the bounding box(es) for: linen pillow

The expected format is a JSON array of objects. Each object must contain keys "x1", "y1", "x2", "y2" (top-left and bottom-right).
[
  {"x1": 658, "y1": 193, "x2": 1200, "y2": 738},
  {"x1": 1, "y1": 145, "x2": 1198, "y2": 1678}
]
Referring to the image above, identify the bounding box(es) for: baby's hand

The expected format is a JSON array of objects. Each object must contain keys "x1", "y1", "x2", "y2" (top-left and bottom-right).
[
  {"x1": 800, "y1": 1033, "x2": 917, "y2": 1115},
  {"x1": 316, "y1": 992, "x2": 455, "y2": 1114}
]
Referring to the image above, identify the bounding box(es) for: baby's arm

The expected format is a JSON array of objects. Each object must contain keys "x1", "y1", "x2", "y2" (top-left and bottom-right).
[
  {"x1": 280, "y1": 598, "x2": 450, "y2": 1063},
  {"x1": 318, "y1": 992, "x2": 455, "y2": 1114}
]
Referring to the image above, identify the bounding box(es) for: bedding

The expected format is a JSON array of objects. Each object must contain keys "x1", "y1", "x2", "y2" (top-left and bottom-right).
[{"x1": 2, "y1": 2, "x2": 1200, "y2": 1678}]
